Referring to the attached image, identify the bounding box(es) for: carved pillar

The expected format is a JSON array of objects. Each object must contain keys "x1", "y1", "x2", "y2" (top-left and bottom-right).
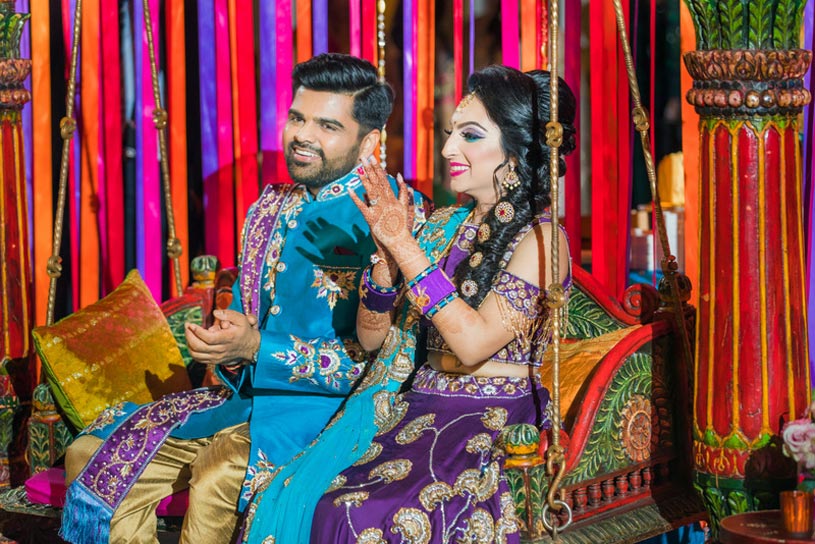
[
  {"x1": 683, "y1": 0, "x2": 812, "y2": 534},
  {"x1": 0, "y1": 0, "x2": 30, "y2": 486}
]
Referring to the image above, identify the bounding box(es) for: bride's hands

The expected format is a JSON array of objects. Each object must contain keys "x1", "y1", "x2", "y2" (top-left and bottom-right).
[{"x1": 349, "y1": 157, "x2": 415, "y2": 253}]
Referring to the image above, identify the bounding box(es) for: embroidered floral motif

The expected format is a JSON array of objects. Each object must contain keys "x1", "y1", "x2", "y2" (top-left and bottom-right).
[
  {"x1": 391, "y1": 508, "x2": 432, "y2": 544},
  {"x1": 241, "y1": 448, "x2": 279, "y2": 504},
  {"x1": 396, "y1": 414, "x2": 436, "y2": 445},
  {"x1": 312, "y1": 267, "x2": 359, "y2": 309},
  {"x1": 368, "y1": 459, "x2": 412, "y2": 483},
  {"x1": 357, "y1": 528, "x2": 387, "y2": 544},
  {"x1": 353, "y1": 442, "x2": 383, "y2": 466},
  {"x1": 333, "y1": 491, "x2": 370, "y2": 508},
  {"x1": 454, "y1": 462, "x2": 501, "y2": 501},
  {"x1": 481, "y1": 407, "x2": 509, "y2": 430},
  {"x1": 418, "y1": 482, "x2": 455, "y2": 511},
  {"x1": 461, "y1": 508, "x2": 495, "y2": 543},
  {"x1": 326, "y1": 474, "x2": 348, "y2": 493},
  {"x1": 373, "y1": 392, "x2": 408, "y2": 435},
  {"x1": 84, "y1": 402, "x2": 128, "y2": 434},
  {"x1": 465, "y1": 433, "x2": 494, "y2": 454},
  {"x1": 274, "y1": 336, "x2": 359, "y2": 390}
]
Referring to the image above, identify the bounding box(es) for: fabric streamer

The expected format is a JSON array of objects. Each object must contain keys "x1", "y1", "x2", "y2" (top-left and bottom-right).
[
  {"x1": 590, "y1": 0, "x2": 631, "y2": 297},
  {"x1": 275, "y1": 0, "x2": 293, "y2": 182},
  {"x1": 453, "y1": 0, "x2": 463, "y2": 101},
  {"x1": 349, "y1": 0, "x2": 361, "y2": 58},
  {"x1": 501, "y1": 0, "x2": 519, "y2": 69},
  {"x1": 134, "y1": 0, "x2": 163, "y2": 299},
  {"x1": 64, "y1": 0, "x2": 79, "y2": 311},
  {"x1": 100, "y1": 0, "x2": 123, "y2": 296},
  {"x1": 166, "y1": 0, "x2": 188, "y2": 289},
  {"x1": 564, "y1": 0, "x2": 581, "y2": 261},
  {"x1": 30, "y1": 0, "x2": 50, "y2": 331},
  {"x1": 312, "y1": 0, "x2": 327, "y2": 55},
  {"x1": 361, "y1": 0, "x2": 376, "y2": 65},
  {"x1": 214, "y1": 0, "x2": 236, "y2": 268},
  {"x1": 403, "y1": 0, "x2": 416, "y2": 182},
  {"x1": 678, "y1": 2, "x2": 699, "y2": 310},
  {"x1": 296, "y1": 0, "x2": 312, "y2": 61},
  {"x1": 469, "y1": 0, "x2": 475, "y2": 74},
  {"x1": 197, "y1": 1, "x2": 220, "y2": 260},
  {"x1": 258, "y1": 1, "x2": 277, "y2": 185},
  {"x1": 414, "y1": 0, "x2": 433, "y2": 197},
  {"x1": 79, "y1": 0, "x2": 100, "y2": 307},
  {"x1": 233, "y1": 2, "x2": 259, "y2": 244},
  {"x1": 804, "y1": 0, "x2": 815, "y2": 384},
  {"x1": 520, "y1": 0, "x2": 536, "y2": 71}
]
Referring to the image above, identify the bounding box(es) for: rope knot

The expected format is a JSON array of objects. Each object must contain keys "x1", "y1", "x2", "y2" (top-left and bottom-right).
[
  {"x1": 59, "y1": 117, "x2": 76, "y2": 140},
  {"x1": 46, "y1": 256, "x2": 63, "y2": 278},
  {"x1": 166, "y1": 238, "x2": 183, "y2": 259},
  {"x1": 546, "y1": 284, "x2": 567, "y2": 310},
  {"x1": 152, "y1": 108, "x2": 168, "y2": 129},
  {"x1": 632, "y1": 106, "x2": 650, "y2": 132},
  {"x1": 545, "y1": 121, "x2": 563, "y2": 148}
]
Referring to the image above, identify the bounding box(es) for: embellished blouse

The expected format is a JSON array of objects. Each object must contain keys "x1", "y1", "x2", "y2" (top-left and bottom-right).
[{"x1": 426, "y1": 215, "x2": 572, "y2": 367}]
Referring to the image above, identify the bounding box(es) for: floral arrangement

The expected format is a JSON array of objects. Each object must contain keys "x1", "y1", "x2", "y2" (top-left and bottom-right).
[{"x1": 783, "y1": 402, "x2": 815, "y2": 492}]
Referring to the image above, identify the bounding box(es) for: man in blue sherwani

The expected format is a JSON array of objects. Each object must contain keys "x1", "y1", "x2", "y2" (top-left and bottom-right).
[{"x1": 62, "y1": 53, "x2": 424, "y2": 544}]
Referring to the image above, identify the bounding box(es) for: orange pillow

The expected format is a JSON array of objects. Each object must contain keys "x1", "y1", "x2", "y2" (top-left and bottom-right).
[{"x1": 32, "y1": 270, "x2": 192, "y2": 430}]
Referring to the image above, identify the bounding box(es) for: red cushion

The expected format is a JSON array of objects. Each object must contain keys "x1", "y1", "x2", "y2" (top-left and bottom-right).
[{"x1": 25, "y1": 467, "x2": 189, "y2": 516}]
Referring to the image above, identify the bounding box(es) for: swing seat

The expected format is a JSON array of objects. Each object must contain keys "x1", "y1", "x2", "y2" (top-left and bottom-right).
[
  {"x1": 0, "y1": 262, "x2": 703, "y2": 544},
  {"x1": 502, "y1": 266, "x2": 705, "y2": 543}
]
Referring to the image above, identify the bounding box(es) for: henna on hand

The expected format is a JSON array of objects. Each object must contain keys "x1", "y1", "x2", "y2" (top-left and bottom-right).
[{"x1": 358, "y1": 307, "x2": 393, "y2": 333}]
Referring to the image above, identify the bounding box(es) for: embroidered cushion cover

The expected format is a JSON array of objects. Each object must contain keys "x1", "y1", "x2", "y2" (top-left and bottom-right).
[{"x1": 32, "y1": 270, "x2": 192, "y2": 430}]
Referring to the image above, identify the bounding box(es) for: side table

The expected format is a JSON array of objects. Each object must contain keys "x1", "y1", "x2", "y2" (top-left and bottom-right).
[{"x1": 720, "y1": 510, "x2": 815, "y2": 543}]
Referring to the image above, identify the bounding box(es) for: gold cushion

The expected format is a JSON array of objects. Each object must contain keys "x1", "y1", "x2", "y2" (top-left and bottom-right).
[{"x1": 32, "y1": 270, "x2": 192, "y2": 430}]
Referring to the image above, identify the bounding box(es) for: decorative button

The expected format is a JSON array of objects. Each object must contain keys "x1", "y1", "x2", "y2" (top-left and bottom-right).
[
  {"x1": 270, "y1": 305, "x2": 281, "y2": 315},
  {"x1": 275, "y1": 262, "x2": 286, "y2": 272},
  {"x1": 288, "y1": 220, "x2": 298, "y2": 229}
]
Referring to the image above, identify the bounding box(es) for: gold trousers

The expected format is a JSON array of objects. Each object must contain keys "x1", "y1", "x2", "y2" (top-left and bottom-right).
[{"x1": 65, "y1": 422, "x2": 251, "y2": 544}]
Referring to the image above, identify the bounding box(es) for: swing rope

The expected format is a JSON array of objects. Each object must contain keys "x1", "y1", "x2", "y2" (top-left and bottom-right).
[{"x1": 45, "y1": 0, "x2": 184, "y2": 327}]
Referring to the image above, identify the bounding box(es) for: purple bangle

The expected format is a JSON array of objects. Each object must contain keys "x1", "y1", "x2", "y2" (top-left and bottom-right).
[
  {"x1": 406, "y1": 264, "x2": 458, "y2": 317},
  {"x1": 360, "y1": 266, "x2": 399, "y2": 312}
]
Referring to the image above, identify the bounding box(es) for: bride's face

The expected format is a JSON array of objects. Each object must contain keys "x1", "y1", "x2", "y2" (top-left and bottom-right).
[{"x1": 441, "y1": 94, "x2": 508, "y2": 207}]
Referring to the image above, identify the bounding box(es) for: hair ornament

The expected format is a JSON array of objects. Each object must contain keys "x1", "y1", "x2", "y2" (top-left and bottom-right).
[
  {"x1": 469, "y1": 252, "x2": 483, "y2": 267},
  {"x1": 477, "y1": 223, "x2": 491, "y2": 243},
  {"x1": 454, "y1": 92, "x2": 477, "y2": 114},
  {"x1": 494, "y1": 202, "x2": 515, "y2": 223}
]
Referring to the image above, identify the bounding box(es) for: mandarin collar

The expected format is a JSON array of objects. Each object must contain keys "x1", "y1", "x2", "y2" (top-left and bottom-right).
[{"x1": 299, "y1": 169, "x2": 361, "y2": 203}]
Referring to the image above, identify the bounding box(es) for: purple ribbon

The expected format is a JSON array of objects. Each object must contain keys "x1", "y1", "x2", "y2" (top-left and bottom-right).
[
  {"x1": 259, "y1": 1, "x2": 277, "y2": 184},
  {"x1": 805, "y1": 0, "x2": 815, "y2": 387},
  {"x1": 312, "y1": 0, "x2": 328, "y2": 55}
]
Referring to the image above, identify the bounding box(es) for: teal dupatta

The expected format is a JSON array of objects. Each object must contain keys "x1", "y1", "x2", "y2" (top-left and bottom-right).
[{"x1": 243, "y1": 204, "x2": 473, "y2": 543}]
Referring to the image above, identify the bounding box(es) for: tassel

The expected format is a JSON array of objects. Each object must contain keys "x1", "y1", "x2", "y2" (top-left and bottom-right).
[{"x1": 59, "y1": 482, "x2": 113, "y2": 544}]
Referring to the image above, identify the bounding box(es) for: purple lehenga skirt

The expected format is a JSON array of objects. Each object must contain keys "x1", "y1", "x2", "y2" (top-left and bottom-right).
[{"x1": 311, "y1": 364, "x2": 551, "y2": 544}]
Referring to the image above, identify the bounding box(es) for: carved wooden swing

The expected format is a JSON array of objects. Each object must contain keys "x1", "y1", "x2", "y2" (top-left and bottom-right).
[{"x1": 0, "y1": 0, "x2": 706, "y2": 542}]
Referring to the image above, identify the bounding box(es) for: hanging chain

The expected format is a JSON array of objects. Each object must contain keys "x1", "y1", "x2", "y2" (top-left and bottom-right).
[
  {"x1": 609, "y1": 0, "x2": 693, "y2": 367},
  {"x1": 46, "y1": 0, "x2": 83, "y2": 326},
  {"x1": 376, "y1": 0, "x2": 388, "y2": 168},
  {"x1": 543, "y1": 0, "x2": 572, "y2": 537},
  {"x1": 142, "y1": 0, "x2": 183, "y2": 296}
]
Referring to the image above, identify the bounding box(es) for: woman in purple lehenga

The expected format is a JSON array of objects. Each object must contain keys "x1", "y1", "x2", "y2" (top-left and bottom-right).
[{"x1": 241, "y1": 66, "x2": 577, "y2": 544}]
